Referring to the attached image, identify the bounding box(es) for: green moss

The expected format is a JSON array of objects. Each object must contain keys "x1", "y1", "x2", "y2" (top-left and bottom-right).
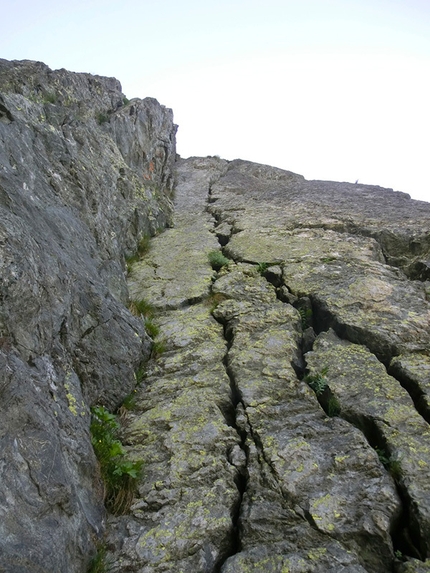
[{"x1": 208, "y1": 250, "x2": 229, "y2": 271}]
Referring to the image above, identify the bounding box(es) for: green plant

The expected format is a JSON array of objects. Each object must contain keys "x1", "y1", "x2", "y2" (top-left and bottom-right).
[
  {"x1": 120, "y1": 390, "x2": 138, "y2": 411},
  {"x1": 96, "y1": 111, "x2": 109, "y2": 125},
  {"x1": 43, "y1": 91, "x2": 57, "y2": 104},
  {"x1": 375, "y1": 447, "x2": 390, "y2": 467},
  {"x1": 144, "y1": 318, "x2": 160, "y2": 338},
  {"x1": 257, "y1": 262, "x2": 270, "y2": 274},
  {"x1": 327, "y1": 395, "x2": 341, "y2": 417},
  {"x1": 375, "y1": 447, "x2": 402, "y2": 479},
  {"x1": 208, "y1": 250, "x2": 229, "y2": 271},
  {"x1": 152, "y1": 339, "x2": 166, "y2": 357},
  {"x1": 123, "y1": 96, "x2": 130, "y2": 105},
  {"x1": 87, "y1": 544, "x2": 110, "y2": 573},
  {"x1": 137, "y1": 234, "x2": 151, "y2": 256},
  {"x1": 90, "y1": 406, "x2": 143, "y2": 515},
  {"x1": 298, "y1": 307, "x2": 313, "y2": 329},
  {"x1": 135, "y1": 365, "x2": 146, "y2": 385},
  {"x1": 305, "y1": 367, "x2": 329, "y2": 396},
  {"x1": 130, "y1": 298, "x2": 155, "y2": 318}
]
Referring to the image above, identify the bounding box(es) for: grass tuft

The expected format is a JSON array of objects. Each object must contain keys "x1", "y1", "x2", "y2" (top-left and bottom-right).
[{"x1": 87, "y1": 544, "x2": 111, "y2": 573}]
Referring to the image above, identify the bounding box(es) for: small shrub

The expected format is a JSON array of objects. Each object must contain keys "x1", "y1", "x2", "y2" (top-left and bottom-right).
[
  {"x1": 90, "y1": 406, "x2": 143, "y2": 515},
  {"x1": 120, "y1": 390, "x2": 138, "y2": 411},
  {"x1": 375, "y1": 447, "x2": 402, "y2": 479},
  {"x1": 305, "y1": 367, "x2": 328, "y2": 396},
  {"x1": 257, "y1": 262, "x2": 270, "y2": 275},
  {"x1": 123, "y1": 96, "x2": 130, "y2": 105},
  {"x1": 208, "y1": 250, "x2": 229, "y2": 271}
]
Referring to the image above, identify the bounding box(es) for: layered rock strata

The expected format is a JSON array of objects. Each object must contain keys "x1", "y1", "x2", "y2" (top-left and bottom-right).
[
  {"x1": 0, "y1": 60, "x2": 176, "y2": 573},
  {"x1": 111, "y1": 156, "x2": 430, "y2": 572}
]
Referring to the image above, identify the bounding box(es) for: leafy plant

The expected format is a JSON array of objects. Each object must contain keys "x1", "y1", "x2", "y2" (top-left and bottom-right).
[
  {"x1": 135, "y1": 365, "x2": 146, "y2": 385},
  {"x1": 208, "y1": 250, "x2": 229, "y2": 271},
  {"x1": 90, "y1": 406, "x2": 143, "y2": 515},
  {"x1": 298, "y1": 307, "x2": 313, "y2": 329},
  {"x1": 305, "y1": 367, "x2": 329, "y2": 396},
  {"x1": 375, "y1": 447, "x2": 402, "y2": 479},
  {"x1": 119, "y1": 390, "x2": 138, "y2": 412},
  {"x1": 327, "y1": 395, "x2": 341, "y2": 417}
]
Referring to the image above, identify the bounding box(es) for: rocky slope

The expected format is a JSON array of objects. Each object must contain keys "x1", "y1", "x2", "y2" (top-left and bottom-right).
[
  {"x1": 1, "y1": 60, "x2": 430, "y2": 573},
  {"x1": 0, "y1": 59, "x2": 176, "y2": 573},
  {"x1": 118, "y1": 157, "x2": 430, "y2": 573}
]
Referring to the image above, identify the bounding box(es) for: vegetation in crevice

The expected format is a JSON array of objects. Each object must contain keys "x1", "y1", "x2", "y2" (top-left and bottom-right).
[
  {"x1": 208, "y1": 250, "x2": 230, "y2": 271},
  {"x1": 87, "y1": 543, "x2": 111, "y2": 573},
  {"x1": 125, "y1": 234, "x2": 152, "y2": 272},
  {"x1": 305, "y1": 367, "x2": 329, "y2": 396},
  {"x1": 90, "y1": 406, "x2": 143, "y2": 515}
]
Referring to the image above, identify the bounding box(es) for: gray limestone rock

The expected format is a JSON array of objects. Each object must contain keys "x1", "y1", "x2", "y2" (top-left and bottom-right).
[
  {"x1": 2, "y1": 60, "x2": 430, "y2": 573},
  {"x1": 0, "y1": 59, "x2": 176, "y2": 573}
]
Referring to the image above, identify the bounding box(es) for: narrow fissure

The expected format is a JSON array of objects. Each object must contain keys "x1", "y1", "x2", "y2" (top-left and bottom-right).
[{"x1": 207, "y1": 196, "x2": 249, "y2": 572}]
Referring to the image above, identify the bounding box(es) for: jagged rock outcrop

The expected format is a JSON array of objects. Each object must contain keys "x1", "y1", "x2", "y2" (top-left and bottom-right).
[
  {"x1": 2, "y1": 59, "x2": 430, "y2": 573},
  {"x1": 0, "y1": 60, "x2": 176, "y2": 573},
  {"x1": 116, "y1": 156, "x2": 430, "y2": 573}
]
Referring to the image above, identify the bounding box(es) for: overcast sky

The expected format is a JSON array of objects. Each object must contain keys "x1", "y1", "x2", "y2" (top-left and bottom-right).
[{"x1": 1, "y1": 0, "x2": 429, "y2": 203}]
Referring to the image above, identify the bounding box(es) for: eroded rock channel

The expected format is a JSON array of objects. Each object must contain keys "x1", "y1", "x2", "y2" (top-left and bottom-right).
[{"x1": 107, "y1": 157, "x2": 430, "y2": 572}]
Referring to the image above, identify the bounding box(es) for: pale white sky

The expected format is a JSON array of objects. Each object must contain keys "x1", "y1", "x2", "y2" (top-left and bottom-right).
[{"x1": 1, "y1": 0, "x2": 429, "y2": 202}]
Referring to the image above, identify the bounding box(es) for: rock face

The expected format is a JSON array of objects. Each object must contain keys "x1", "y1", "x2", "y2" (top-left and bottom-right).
[
  {"x1": 116, "y1": 156, "x2": 430, "y2": 573},
  {"x1": 0, "y1": 60, "x2": 176, "y2": 573},
  {"x1": 1, "y1": 60, "x2": 430, "y2": 573}
]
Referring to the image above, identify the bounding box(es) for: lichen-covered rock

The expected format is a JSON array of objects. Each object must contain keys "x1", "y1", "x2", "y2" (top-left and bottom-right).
[
  {"x1": 2, "y1": 63, "x2": 430, "y2": 573},
  {"x1": 0, "y1": 59, "x2": 176, "y2": 573},
  {"x1": 306, "y1": 330, "x2": 430, "y2": 559}
]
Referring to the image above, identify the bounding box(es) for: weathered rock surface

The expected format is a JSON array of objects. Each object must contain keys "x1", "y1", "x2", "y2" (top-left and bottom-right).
[
  {"x1": 2, "y1": 59, "x2": 430, "y2": 573},
  {"x1": 0, "y1": 60, "x2": 176, "y2": 573},
  {"x1": 105, "y1": 156, "x2": 430, "y2": 573}
]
